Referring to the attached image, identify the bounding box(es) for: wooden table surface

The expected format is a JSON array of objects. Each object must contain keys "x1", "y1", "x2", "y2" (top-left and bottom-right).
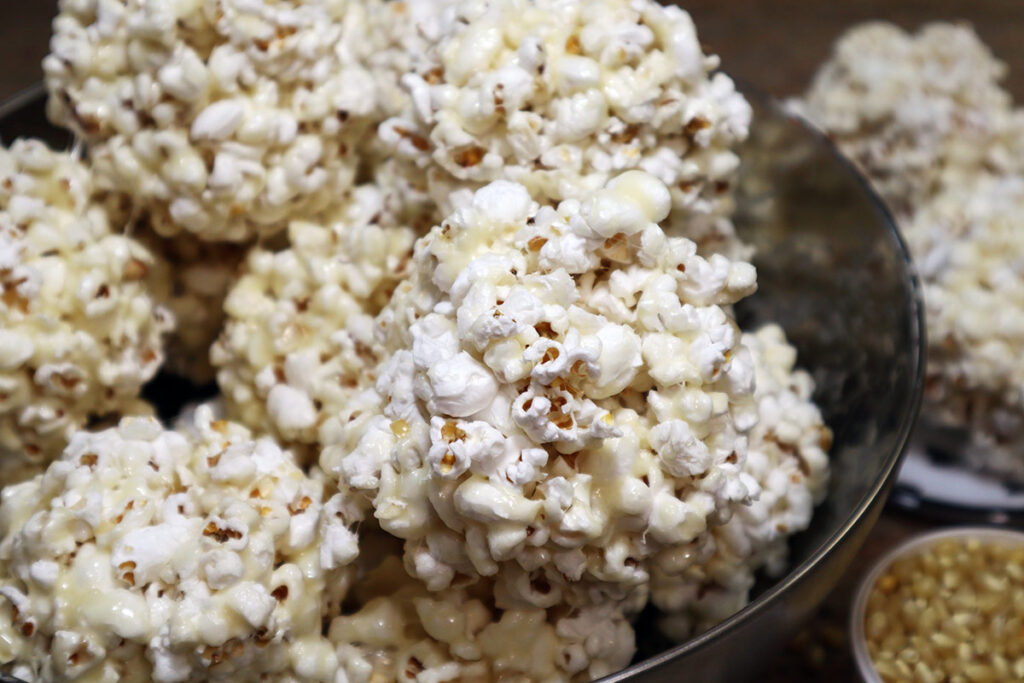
[{"x1": 1, "y1": 3, "x2": 1018, "y2": 682}]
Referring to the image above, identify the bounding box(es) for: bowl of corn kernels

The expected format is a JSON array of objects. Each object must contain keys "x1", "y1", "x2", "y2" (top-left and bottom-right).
[{"x1": 852, "y1": 527, "x2": 1024, "y2": 683}]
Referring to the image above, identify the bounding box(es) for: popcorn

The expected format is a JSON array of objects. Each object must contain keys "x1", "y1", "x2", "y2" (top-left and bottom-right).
[
  {"x1": 798, "y1": 22, "x2": 1024, "y2": 219},
  {"x1": 0, "y1": 406, "x2": 362, "y2": 682},
  {"x1": 800, "y1": 21, "x2": 1024, "y2": 479},
  {"x1": 0, "y1": 5, "x2": 842, "y2": 680},
  {"x1": 323, "y1": 172, "x2": 764, "y2": 607},
  {"x1": 0, "y1": 139, "x2": 172, "y2": 476},
  {"x1": 907, "y1": 175, "x2": 1024, "y2": 478},
  {"x1": 380, "y1": 0, "x2": 752, "y2": 250},
  {"x1": 330, "y1": 555, "x2": 636, "y2": 683},
  {"x1": 45, "y1": 0, "x2": 385, "y2": 241},
  {"x1": 363, "y1": 0, "x2": 456, "y2": 132},
  {"x1": 652, "y1": 325, "x2": 831, "y2": 641},
  {"x1": 212, "y1": 185, "x2": 415, "y2": 453}
]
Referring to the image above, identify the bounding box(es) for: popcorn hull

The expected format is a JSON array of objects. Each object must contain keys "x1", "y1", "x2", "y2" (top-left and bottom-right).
[{"x1": 0, "y1": 87, "x2": 924, "y2": 681}]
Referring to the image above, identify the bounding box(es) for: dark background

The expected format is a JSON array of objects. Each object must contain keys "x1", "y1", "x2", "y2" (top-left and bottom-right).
[{"x1": 0, "y1": 2, "x2": 1014, "y2": 681}]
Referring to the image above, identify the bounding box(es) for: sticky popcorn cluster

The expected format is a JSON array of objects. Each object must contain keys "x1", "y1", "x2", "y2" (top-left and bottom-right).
[
  {"x1": 799, "y1": 22, "x2": 1024, "y2": 480},
  {"x1": 0, "y1": 140, "x2": 171, "y2": 477},
  {"x1": 0, "y1": 1, "x2": 835, "y2": 681}
]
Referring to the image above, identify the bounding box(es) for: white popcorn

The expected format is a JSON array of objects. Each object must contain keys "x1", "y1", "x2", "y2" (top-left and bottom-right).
[
  {"x1": 330, "y1": 555, "x2": 636, "y2": 683},
  {"x1": 906, "y1": 175, "x2": 1024, "y2": 479},
  {"x1": 0, "y1": 140, "x2": 172, "y2": 477},
  {"x1": 44, "y1": 0, "x2": 387, "y2": 241},
  {"x1": 0, "y1": 406, "x2": 363, "y2": 682},
  {"x1": 212, "y1": 185, "x2": 415, "y2": 453},
  {"x1": 0, "y1": 5, "x2": 844, "y2": 680},
  {"x1": 798, "y1": 22, "x2": 1024, "y2": 219},
  {"x1": 800, "y1": 21, "x2": 1024, "y2": 479},
  {"x1": 653, "y1": 325, "x2": 831, "y2": 641},
  {"x1": 380, "y1": 0, "x2": 753, "y2": 251},
  {"x1": 323, "y1": 173, "x2": 763, "y2": 607}
]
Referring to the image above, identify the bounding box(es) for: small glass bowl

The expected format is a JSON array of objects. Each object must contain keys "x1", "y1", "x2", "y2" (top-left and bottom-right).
[{"x1": 850, "y1": 526, "x2": 1024, "y2": 682}]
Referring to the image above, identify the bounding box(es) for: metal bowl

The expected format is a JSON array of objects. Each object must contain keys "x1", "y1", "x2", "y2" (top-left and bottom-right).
[{"x1": 0, "y1": 85, "x2": 925, "y2": 681}]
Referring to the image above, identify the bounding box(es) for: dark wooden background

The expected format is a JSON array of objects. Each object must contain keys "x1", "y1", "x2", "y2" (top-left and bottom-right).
[{"x1": 1, "y1": 2, "x2": 1016, "y2": 681}]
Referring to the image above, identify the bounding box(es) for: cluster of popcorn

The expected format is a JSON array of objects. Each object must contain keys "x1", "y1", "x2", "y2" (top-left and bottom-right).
[
  {"x1": 799, "y1": 22, "x2": 1024, "y2": 478},
  {"x1": 798, "y1": 22, "x2": 1024, "y2": 219},
  {"x1": 0, "y1": 1, "x2": 836, "y2": 680},
  {"x1": 212, "y1": 185, "x2": 415, "y2": 456},
  {"x1": 0, "y1": 406, "x2": 362, "y2": 682},
  {"x1": 380, "y1": 0, "x2": 752, "y2": 251},
  {"x1": 331, "y1": 556, "x2": 635, "y2": 682},
  {"x1": 45, "y1": 0, "x2": 383, "y2": 242},
  {"x1": 653, "y1": 325, "x2": 830, "y2": 640},
  {"x1": 322, "y1": 172, "x2": 767, "y2": 610},
  {"x1": 0, "y1": 140, "x2": 171, "y2": 479},
  {"x1": 906, "y1": 175, "x2": 1024, "y2": 479}
]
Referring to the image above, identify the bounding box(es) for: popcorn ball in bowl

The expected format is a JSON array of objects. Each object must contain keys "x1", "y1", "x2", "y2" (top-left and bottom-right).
[
  {"x1": 0, "y1": 139, "x2": 171, "y2": 480},
  {"x1": 45, "y1": 0, "x2": 382, "y2": 241},
  {"x1": 322, "y1": 170, "x2": 795, "y2": 616},
  {"x1": 381, "y1": 0, "x2": 752, "y2": 249},
  {"x1": 212, "y1": 184, "x2": 415, "y2": 454},
  {"x1": 0, "y1": 406, "x2": 362, "y2": 682},
  {"x1": 332, "y1": 555, "x2": 636, "y2": 682}
]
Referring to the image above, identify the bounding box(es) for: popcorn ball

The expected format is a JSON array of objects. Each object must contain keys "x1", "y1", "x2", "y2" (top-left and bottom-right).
[
  {"x1": 907, "y1": 175, "x2": 1024, "y2": 477},
  {"x1": 381, "y1": 0, "x2": 752, "y2": 248},
  {"x1": 322, "y1": 172, "x2": 767, "y2": 608},
  {"x1": 0, "y1": 139, "x2": 171, "y2": 475},
  {"x1": 798, "y1": 22, "x2": 1024, "y2": 219},
  {"x1": 45, "y1": 0, "x2": 384, "y2": 241},
  {"x1": 800, "y1": 21, "x2": 1024, "y2": 478},
  {"x1": 0, "y1": 406, "x2": 362, "y2": 682},
  {"x1": 653, "y1": 324, "x2": 830, "y2": 641},
  {"x1": 212, "y1": 185, "x2": 415, "y2": 453},
  {"x1": 330, "y1": 555, "x2": 636, "y2": 683}
]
